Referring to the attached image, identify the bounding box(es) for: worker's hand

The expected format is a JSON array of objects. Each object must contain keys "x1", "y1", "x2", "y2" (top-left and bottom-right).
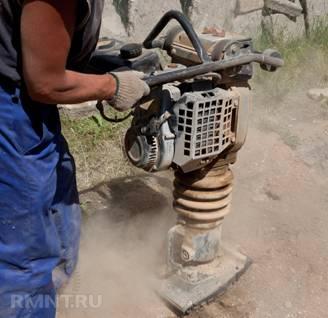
[{"x1": 108, "y1": 71, "x2": 150, "y2": 111}]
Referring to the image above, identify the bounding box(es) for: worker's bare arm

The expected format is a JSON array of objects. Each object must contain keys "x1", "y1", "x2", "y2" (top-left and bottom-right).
[{"x1": 21, "y1": 0, "x2": 117, "y2": 104}]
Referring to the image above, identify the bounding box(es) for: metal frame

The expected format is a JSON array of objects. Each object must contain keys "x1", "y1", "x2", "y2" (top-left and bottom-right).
[
  {"x1": 143, "y1": 10, "x2": 283, "y2": 87},
  {"x1": 143, "y1": 10, "x2": 211, "y2": 63},
  {"x1": 145, "y1": 52, "x2": 284, "y2": 87}
]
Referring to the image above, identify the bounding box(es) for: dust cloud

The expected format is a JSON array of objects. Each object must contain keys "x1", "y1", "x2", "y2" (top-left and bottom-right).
[{"x1": 58, "y1": 175, "x2": 176, "y2": 318}]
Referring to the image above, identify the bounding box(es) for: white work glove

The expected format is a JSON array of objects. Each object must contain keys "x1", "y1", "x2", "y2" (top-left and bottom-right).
[{"x1": 108, "y1": 71, "x2": 150, "y2": 111}]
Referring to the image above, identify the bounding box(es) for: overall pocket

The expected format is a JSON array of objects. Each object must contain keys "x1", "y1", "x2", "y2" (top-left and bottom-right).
[{"x1": 9, "y1": 89, "x2": 60, "y2": 156}]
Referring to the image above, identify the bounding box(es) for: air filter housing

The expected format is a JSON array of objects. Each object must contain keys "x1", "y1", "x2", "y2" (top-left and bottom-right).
[{"x1": 172, "y1": 88, "x2": 239, "y2": 172}]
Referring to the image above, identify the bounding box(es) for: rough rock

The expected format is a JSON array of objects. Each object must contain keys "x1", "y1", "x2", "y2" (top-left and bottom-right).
[
  {"x1": 190, "y1": 0, "x2": 238, "y2": 32},
  {"x1": 233, "y1": 10, "x2": 263, "y2": 35},
  {"x1": 101, "y1": 1, "x2": 128, "y2": 39},
  {"x1": 307, "y1": 88, "x2": 328, "y2": 102},
  {"x1": 265, "y1": 13, "x2": 305, "y2": 36},
  {"x1": 59, "y1": 102, "x2": 98, "y2": 118},
  {"x1": 307, "y1": 0, "x2": 328, "y2": 19},
  {"x1": 128, "y1": 0, "x2": 182, "y2": 41},
  {"x1": 265, "y1": 0, "x2": 303, "y2": 18},
  {"x1": 98, "y1": 0, "x2": 327, "y2": 41},
  {"x1": 237, "y1": 0, "x2": 264, "y2": 14}
]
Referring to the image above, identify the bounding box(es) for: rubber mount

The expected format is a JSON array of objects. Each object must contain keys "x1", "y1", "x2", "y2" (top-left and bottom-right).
[{"x1": 120, "y1": 43, "x2": 143, "y2": 59}]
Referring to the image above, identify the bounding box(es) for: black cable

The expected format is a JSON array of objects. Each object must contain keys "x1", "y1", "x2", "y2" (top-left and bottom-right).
[{"x1": 96, "y1": 101, "x2": 133, "y2": 123}]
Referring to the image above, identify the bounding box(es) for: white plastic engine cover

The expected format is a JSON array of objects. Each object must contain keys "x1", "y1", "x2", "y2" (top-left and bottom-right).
[{"x1": 172, "y1": 88, "x2": 240, "y2": 172}]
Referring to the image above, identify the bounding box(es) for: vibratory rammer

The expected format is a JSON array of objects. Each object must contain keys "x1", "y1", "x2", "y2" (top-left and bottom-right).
[{"x1": 88, "y1": 10, "x2": 284, "y2": 314}]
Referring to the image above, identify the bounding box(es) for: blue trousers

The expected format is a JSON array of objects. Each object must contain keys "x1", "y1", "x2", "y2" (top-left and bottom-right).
[{"x1": 0, "y1": 84, "x2": 81, "y2": 317}]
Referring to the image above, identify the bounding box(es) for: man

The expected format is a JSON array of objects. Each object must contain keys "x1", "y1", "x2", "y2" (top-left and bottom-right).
[{"x1": 0, "y1": 0, "x2": 150, "y2": 317}]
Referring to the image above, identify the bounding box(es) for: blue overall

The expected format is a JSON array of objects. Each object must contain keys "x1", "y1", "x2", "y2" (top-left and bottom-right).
[
  {"x1": 0, "y1": 84, "x2": 81, "y2": 317},
  {"x1": 0, "y1": 0, "x2": 104, "y2": 315}
]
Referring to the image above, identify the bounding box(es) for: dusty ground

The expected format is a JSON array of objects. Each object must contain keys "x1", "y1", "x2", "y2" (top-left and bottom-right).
[{"x1": 57, "y1": 83, "x2": 328, "y2": 318}]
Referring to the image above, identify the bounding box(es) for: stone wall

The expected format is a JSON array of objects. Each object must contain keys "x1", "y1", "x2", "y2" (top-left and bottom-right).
[{"x1": 100, "y1": 0, "x2": 328, "y2": 40}]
